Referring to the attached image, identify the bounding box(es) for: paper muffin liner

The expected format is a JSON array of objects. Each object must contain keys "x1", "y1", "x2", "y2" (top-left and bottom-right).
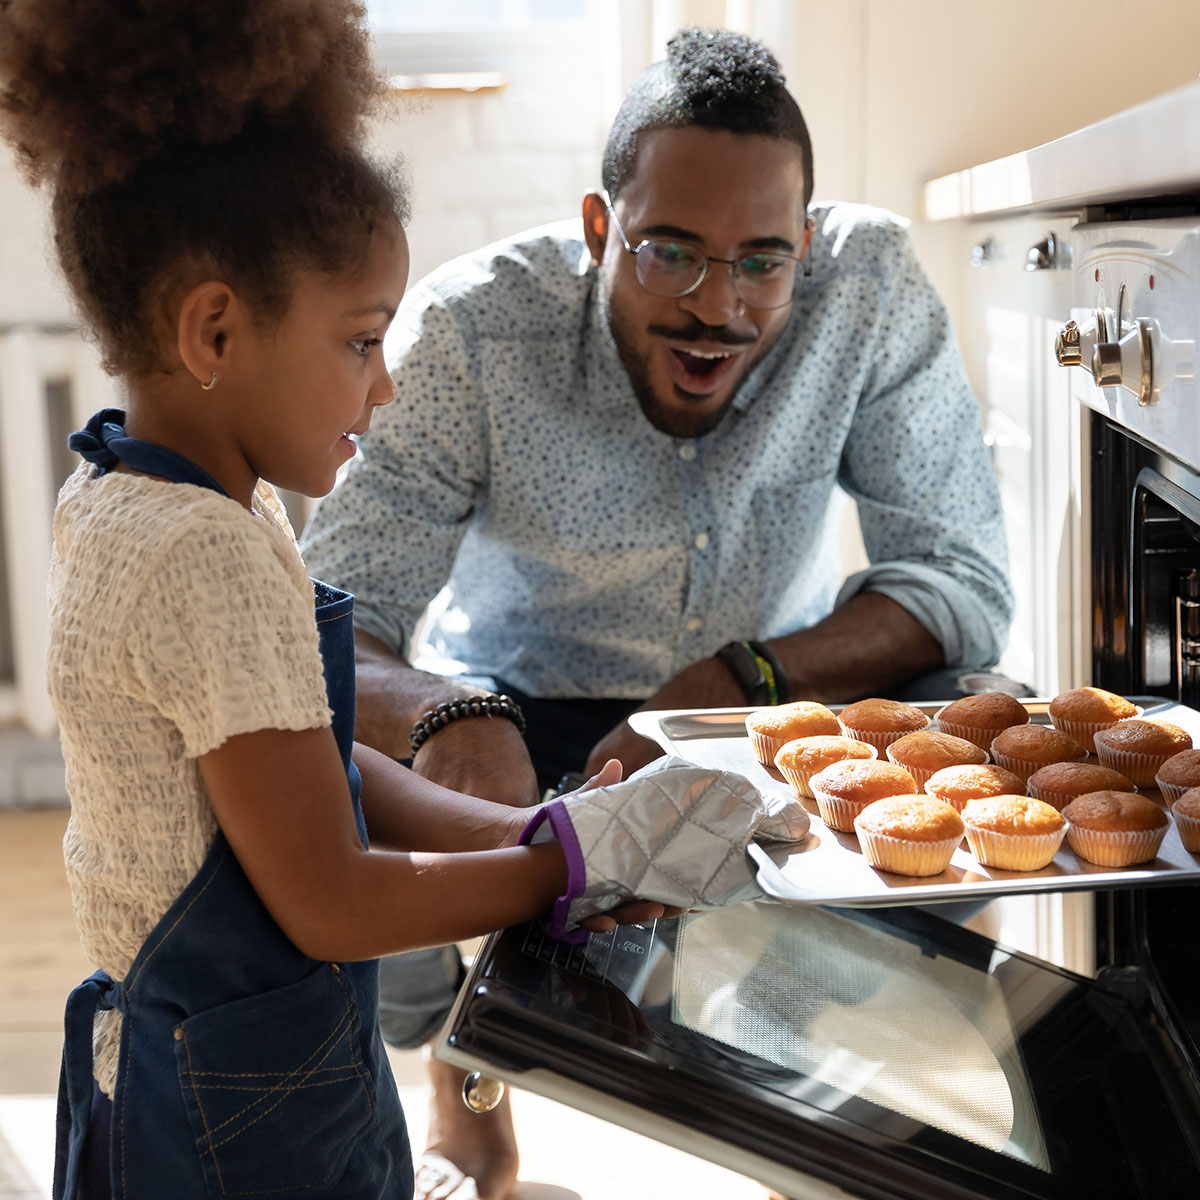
[
  {"x1": 1049, "y1": 708, "x2": 1142, "y2": 755},
  {"x1": 962, "y1": 824, "x2": 1066, "y2": 871},
  {"x1": 837, "y1": 716, "x2": 929, "y2": 754},
  {"x1": 812, "y1": 792, "x2": 875, "y2": 833},
  {"x1": 1154, "y1": 776, "x2": 1198, "y2": 808},
  {"x1": 748, "y1": 729, "x2": 785, "y2": 766},
  {"x1": 1092, "y1": 744, "x2": 1176, "y2": 789},
  {"x1": 1174, "y1": 809, "x2": 1200, "y2": 854},
  {"x1": 853, "y1": 828, "x2": 961, "y2": 877},
  {"x1": 932, "y1": 708, "x2": 1009, "y2": 752},
  {"x1": 1065, "y1": 822, "x2": 1168, "y2": 867},
  {"x1": 990, "y1": 746, "x2": 1087, "y2": 786},
  {"x1": 885, "y1": 747, "x2": 988, "y2": 793}
]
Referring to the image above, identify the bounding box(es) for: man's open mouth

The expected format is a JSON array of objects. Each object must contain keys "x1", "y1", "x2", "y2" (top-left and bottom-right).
[{"x1": 666, "y1": 345, "x2": 742, "y2": 394}]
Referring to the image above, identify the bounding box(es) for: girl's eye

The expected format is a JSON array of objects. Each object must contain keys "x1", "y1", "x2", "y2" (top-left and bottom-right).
[{"x1": 350, "y1": 337, "x2": 382, "y2": 358}]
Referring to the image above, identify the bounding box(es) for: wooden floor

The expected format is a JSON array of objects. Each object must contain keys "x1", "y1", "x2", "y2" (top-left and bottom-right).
[{"x1": 0, "y1": 809, "x2": 763, "y2": 1199}]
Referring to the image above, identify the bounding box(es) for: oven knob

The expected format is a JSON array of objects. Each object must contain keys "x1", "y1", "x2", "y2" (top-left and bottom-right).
[
  {"x1": 1090, "y1": 318, "x2": 1154, "y2": 405},
  {"x1": 1055, "y1": 309, "x2": 1108, "y2": 374}
]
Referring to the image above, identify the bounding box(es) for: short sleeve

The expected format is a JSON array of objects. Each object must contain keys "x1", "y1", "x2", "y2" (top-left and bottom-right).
[{"x1": 125, "y1": 512, "x2": 332, "y2": 757}]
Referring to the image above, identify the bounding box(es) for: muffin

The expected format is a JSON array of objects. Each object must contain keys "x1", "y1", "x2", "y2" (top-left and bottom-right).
[
  {"x1": 1172, "y1": 788, "x2": 1200, "y2": 854},
  {"x1": 1027, "y1": 761, "x2": 1137, "y2": 812},
  {"x1": 774, "y1": 735, "x2": 877, "y2": 799},
  {"x1": 924, "y1": 763, "x2": 1028, "y2": 811},
  {"x1": 853, "y1": 795, "x2": 965, "y2": 877},
  {"x1": 1154, "y1": 749, "x2": 1200, "y2": 807},
  {"x1": 836, "y1": 698, "x2": 929, "y2": 754},
  {"x1": 960, "y1": 795, "x2": 1066, "y2": 871},
  {"x1": 885, "y1": 730, "x2": 988, "y2": 790},
  {"x1": 745, "y1": 700, "x2": 840, "y2": 765},
  {"x1": 1092, "y1": 719, "x2": 1193, "y2": 788},
  {"x1": 1061, "y1": 790, "x2": 1170, "y2": 866},
  {"x1": 808, "y1": 759, "x2": 918, "y2": 833},
  {"x1": 1048, "y1": 686, "x2": 1140, "y2": 753},
  {"x1": 934, "y1": 691, "x2": 1030, "y2": 751},
  {"x1": 989, "y1": 724, "x2": 1087, "y2": 784}
]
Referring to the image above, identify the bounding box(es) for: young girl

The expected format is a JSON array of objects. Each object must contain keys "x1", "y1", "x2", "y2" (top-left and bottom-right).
[{"x1": 0, "y1": 3, "x2": 801, "y2": 1196}]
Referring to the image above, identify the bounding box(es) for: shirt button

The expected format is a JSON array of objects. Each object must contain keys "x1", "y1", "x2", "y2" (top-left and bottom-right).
[
  {"x1": 685, "y1": 617, "x2": 703, "y2": 632},
  {"x1": 678, "y1": 443, "x2": 697, "y2": 462},
  {"x1": 693, "y1": 531, "x2": 709, "y2": 550}
]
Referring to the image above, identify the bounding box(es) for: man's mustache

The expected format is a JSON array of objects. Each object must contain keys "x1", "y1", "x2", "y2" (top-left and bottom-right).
[{"x1": 646, "y1": 319, "x2": 755, "y2": 347}]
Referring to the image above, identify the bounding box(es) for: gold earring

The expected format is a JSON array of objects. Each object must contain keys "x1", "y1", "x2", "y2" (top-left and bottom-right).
[{"x1": 200, "y1": 372, "x2": 219, "y2": 391}]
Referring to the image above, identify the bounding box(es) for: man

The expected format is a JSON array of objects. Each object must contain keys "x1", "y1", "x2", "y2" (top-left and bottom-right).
[{"x1": 302, "y1": 27, "x2": 1012, "y2": 1200}]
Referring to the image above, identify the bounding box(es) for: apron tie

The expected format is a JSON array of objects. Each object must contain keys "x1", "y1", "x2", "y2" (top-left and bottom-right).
[
  {"x1": 55, "y1": 970, "x2": 122, "y2": 1200},
  {"x1": 67, "y1": 408, "x2": 228, "y2": 494}
]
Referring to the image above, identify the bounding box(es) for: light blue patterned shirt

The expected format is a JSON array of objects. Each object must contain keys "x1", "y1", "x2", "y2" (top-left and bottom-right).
[{"x1": 301, "y1": 204, "x2": 1012, "y2": 700}]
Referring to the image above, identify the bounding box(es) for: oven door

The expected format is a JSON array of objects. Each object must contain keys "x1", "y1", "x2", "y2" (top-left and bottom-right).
[{"x1": 437, "y1": 890, "x2": 1200, "y2": 1199}]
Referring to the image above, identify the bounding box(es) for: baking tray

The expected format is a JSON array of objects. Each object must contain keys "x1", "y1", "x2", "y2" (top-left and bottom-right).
[{"x1": 628, "y1": 697, "x2": 1200, "y2": 908}]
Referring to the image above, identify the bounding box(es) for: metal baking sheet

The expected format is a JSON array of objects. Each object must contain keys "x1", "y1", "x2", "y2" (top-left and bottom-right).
[{"x1": 628, "y1": 698, "x2": 1200, "y2": 908}]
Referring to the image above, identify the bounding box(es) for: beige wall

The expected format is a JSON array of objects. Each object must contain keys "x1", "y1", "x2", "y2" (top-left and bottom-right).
[{"x1": 773, "y1": 0, "x2": 1200, "y2": 320}]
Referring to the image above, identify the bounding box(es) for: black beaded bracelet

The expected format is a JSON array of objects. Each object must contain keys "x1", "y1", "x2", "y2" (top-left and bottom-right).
[{"x1": 409, "y1": 693, "x2": 527, "y2": 757}]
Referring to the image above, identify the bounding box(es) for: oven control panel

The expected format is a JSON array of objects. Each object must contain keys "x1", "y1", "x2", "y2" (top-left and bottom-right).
[{"x1": 1055, "y1": 219, "x2": 1200, "y2": 472}]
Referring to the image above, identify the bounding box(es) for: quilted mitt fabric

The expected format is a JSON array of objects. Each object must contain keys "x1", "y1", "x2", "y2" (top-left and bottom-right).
[{"x1": 525, "y1": 756, "x2": 810, "y2": 937}]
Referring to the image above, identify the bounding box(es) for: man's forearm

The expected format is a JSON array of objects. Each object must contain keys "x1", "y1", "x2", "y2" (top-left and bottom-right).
[
  {"x1": 764, "y1": 591, "x2": 944, "y2": 703},
  {"x1": 353, "y1": 629, "x2": 497, "y2": 759}
]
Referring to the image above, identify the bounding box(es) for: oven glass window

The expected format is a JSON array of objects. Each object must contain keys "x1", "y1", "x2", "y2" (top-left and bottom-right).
[{"x1": 456, "y1": 902, "x2": 1200, "y2": 1198}]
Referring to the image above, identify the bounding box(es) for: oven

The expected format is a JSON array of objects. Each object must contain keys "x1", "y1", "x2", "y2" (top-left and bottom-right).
[{"x1": 434, "y1": 108, "x2": 1200, "y2": 1200}]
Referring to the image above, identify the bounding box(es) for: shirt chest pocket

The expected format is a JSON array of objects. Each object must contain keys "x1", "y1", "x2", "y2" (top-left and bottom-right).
[{"x1": 175, "y1": 963, "x2": 373, "y2": 1197}]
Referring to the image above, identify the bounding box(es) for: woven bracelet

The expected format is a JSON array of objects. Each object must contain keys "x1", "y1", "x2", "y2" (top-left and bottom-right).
[
  {"x1": 409, "y1": 693, "x2": 527, "y2": 757},
  {"x1": 749, "y1": 640, "x2": 789, "y2": 706}
]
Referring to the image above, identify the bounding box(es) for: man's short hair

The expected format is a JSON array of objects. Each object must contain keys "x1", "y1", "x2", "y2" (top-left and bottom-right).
[{"x1": 601, "y1": 27, "x2": 814, "y2": 206}]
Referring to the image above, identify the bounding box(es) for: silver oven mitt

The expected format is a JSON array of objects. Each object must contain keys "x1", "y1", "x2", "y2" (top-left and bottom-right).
[{"x1": 518, "y1": 755, "x2": 810, "y2": 943}]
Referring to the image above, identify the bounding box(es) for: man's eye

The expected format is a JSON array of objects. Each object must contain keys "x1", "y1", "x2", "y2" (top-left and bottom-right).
[
  {"x1": 647, "y1": 241, "x2": 697, "y2": 270},
  {"x1": 739, "y1": 254, "x2": 789, "y2": 278},
  {"x1": 350, "y1": 337, "x2": 382, "y2": 358}
]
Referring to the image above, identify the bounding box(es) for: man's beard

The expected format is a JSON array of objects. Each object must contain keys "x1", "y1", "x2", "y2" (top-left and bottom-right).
[{"x1": 604, "y1": 292, "x2": 761, "y2": 439}]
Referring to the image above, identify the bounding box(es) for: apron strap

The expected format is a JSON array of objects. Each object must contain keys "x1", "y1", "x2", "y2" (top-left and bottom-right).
[
  {"x1": 54, "y1": 970, "x2": 122, "y2": 1200},
  {"x1": 67, "y1": 408, "x2": 229, "y2": 495}
]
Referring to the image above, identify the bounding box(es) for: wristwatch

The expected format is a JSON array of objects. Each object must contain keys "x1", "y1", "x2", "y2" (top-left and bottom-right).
[{"x1": 715, "y1": 641, "x2": 770, "y2": 705}]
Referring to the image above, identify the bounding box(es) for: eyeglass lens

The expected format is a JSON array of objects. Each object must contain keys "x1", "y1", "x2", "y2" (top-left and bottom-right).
[{"x1": 635, "y1": 241, "x2": 798, "y2": 308}]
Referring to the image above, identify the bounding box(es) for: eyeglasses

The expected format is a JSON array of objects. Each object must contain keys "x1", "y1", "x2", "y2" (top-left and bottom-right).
[{"x1": 603, "y1": 195, "x2": 812, "y2": 311}]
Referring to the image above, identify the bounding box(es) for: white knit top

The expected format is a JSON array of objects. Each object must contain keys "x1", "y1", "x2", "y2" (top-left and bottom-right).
[{"x1": 47, "y1": 466, "x2": 333, "y2": 1095}]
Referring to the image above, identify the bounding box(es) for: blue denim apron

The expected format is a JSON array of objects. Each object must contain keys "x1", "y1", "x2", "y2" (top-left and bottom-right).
[{"x1": 53, "y1": 410, "x2": 412, "y2": 1199}]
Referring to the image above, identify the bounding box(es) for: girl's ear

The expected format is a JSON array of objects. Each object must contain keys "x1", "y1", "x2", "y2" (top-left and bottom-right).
[
  {"x1": 581, "y1": 191, "x2": 609, "y2": 268},
  {"x1": 176, "y1": 281, "x2": 236, "y2": 388}
]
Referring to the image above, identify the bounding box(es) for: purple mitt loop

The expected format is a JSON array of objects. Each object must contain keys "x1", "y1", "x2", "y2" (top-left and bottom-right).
[{"x1": 518, "y1": 799, "x2": 589, "y2": 944}]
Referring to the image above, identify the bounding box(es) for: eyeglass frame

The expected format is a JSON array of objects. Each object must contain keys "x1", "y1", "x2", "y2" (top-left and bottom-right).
[{"x1": 601, "y1": 191, "x2": 814, "y2": 310}]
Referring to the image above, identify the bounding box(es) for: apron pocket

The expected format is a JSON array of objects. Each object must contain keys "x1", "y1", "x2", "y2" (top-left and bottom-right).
[{"x1": 175, "y1": 963, "x2": 373, "y2": 1197}]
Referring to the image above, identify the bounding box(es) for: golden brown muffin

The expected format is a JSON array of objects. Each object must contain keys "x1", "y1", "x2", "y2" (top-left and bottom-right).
[
  {"x1": 853, "y1": 796, "x2": 965, "y2": 876},
  {"x1": 1061, "y1": 790, "x2": 1170, "y2": 866},
  {"x1": 1027, "y1": 761, "x2": 1136, "y2": 811},
  {"x1": 774, "y1": 735, "x2": 877, "y2": 799},
  {"x1": 924, "y1": 763, "x2": 1028, "y2": 811},
  {"x1": 1048, "y1": 686, "x2": 1139, "y2": 753},
  {"x1": 1154, "y1": 749, "x2": 1200, "y2": 806},
  {"x1": 1172, "y1": 788, "x2": 1200, "y2": 854},
  {"x1": 836, "y1": 698, "x2": 929, "y2": 753},
  {"x1": 808, "y1": 759, "x2": 918, "y2": 833},
  {"x1": 989, "y1": 724, "x2": 1087, "y2": 783},
  {"x1": 960, "y1": 795, "x2": 1066, "y2": 871},
  {"x1": 934, "y1": 691, "x2": 1030, "y2": 751},
  {"x1": 885, "y1": 730, "x2": 988, "y2": 790},
  {"x1": 1093, "y1": 720, "x2": 1193, "y2": 787},
  {"x1": 745, "y1": 700, "x2": 841, "y2": 765}
]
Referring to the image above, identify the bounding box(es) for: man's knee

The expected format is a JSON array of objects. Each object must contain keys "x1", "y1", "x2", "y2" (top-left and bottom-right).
[{"x1": 376, "y1": 945, "x2": 466, "y2": 1049}]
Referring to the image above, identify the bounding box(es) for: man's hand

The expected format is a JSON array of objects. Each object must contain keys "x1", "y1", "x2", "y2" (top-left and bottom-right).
[
  {"x1": 411, "y1": 717, "x2": 539, "y2": 808},
  {"x1": 583, "y1": 656, "x2": 742, "y2": 777}
]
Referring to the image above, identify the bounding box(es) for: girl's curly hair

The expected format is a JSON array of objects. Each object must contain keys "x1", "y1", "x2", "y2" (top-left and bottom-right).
[{"x1": 0, "y1": 0, "x2": 409, "y2": 377}]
